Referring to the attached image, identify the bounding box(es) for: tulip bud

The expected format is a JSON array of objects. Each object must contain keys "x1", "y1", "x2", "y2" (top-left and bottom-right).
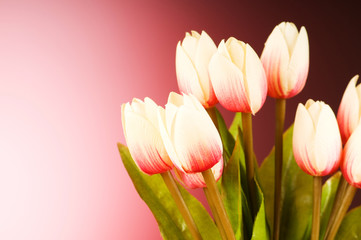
[
  {"x1": 293, "y1": 100, "x2": 342, "y2": 176},
  {"x1": 209, "y1": 37, "x2": 267, "y2": 114},
  {"x1": 158, "y1": 92, "x2": 223, "y2": 173},
  {"x1": 173, "y1": 157, "x2": 223, "y2": 189},
  {"x1": 337, "y1": 75, "x2": 361, "y2": 144},
  {"x1": 176, "y1": 31, "x2": 218, "y2": 108},
  {"x1": 121, "y1": 98, "x2": 173, "y2": 175},
  {"x1": 341, "y1": 124, "x2": 361, "y2": 188},
  {"x1": 261, "y1": 22, "x2": 309, "y2": 99}
]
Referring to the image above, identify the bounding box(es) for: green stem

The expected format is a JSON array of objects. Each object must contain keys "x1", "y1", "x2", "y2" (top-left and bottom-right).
[
  {"x1": 311, "y1": 176, "x2": 322, "y2": 240},
  {"x1": 274, "y1": 98, "x2": 286, "y2": 240},
  {"x1": 323, "y1": 175, "x2": 348, "y2": 239},
  {"x1": 325, "y1": 184, "x2": 357, "y2": 240},
  {"x1": 202, "y1": 169, "x2": 235, "y2": 240},
  {"x1": 161, "y1": 171, "x2": 202, "y2": 240},
  {"x1": 242, "y1": 112, "x2": 257, "y2": 217},
  {"x1": 203, "y1": 187, "x2": 227, "y2": 240}
]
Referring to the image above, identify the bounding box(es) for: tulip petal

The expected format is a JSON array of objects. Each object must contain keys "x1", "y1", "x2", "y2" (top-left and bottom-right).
[
  {"x1": 209, "y1": 50, "x2": 250, "y2": 112},
  {"x1": 337, "y1": 75, "x2": 360, "y2": 143},
  {"x1": 182, "y1": 32, "x2": 200, "y2": 60},
  {"x1": 314, "y1": 105, "x2": 342, "y2": 175},
  {"x1": 225, "y1": 37, "x2": 245, "y2": 70},
  {"x1": 176, "y1": 42, "x2": 205, "y2": 105},
  {"x1": 286, "y1": 26, "x2": 309, "y2": 98},
  {"x1": 124, "y1": 111, "x2": 173, "y2": 174},
  {"x1": 261, "y1": 26, "x2": 290, "y2": 98},
  {"x1": 342, "y1": 125, "x2": 361, "y2": 187},
  {"x1": 293, "y1": 103, "x2": 317, "y2": 175},
  {"x1": 171, "y1": 105, "x2": 222, "y2": 173},
  {"x1": 244, "y1": 44, "x2": 267, "y2": 114},
  {"x1": 279, "y1": 22, "x2": 298, "y2": 54},
  {"x1": 194, "y1": 31, "x2": 218, "y2": 106}
]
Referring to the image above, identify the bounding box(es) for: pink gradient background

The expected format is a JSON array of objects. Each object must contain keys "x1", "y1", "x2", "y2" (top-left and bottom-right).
[{"x1": 0, "y1": 1, "x2": 360, "y2": 239}]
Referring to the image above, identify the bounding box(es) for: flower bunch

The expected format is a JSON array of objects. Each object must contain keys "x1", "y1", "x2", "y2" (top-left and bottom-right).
[{"x1": 118, "y1": 22, "x2": 361, "y2": 240}]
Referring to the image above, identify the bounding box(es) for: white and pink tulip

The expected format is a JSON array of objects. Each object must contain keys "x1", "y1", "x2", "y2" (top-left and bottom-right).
[
  {"x1": 337, "y1": 75, "x2": 361, "y2": 144},
  {"x1": 209, "y1": 37, "x2": 267, "y2": 114},
  {"x1": 293, "y1": 99, "x2": 342, "y2": 176},
  {"x1": 261, "y1": 22, "x2": 309, "y2": 99},
  {"x1": 158, "y1": 92, "x2": 223, "y2": 173},
  {"x1": 121, "y1": 98, "x2": 173, "y2": 175},
  {"x1": 341, "y1": 124, "x2": 361, "y2": 188},
  {"x1": 176, "y1": 31, "x2": 218, "y2": 108}
]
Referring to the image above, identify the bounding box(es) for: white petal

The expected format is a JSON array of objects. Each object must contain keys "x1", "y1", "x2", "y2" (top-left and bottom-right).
[
  {"x1": 144, "y1": 97, "x2": 160, "y2": 129},
  {"x1": 225, "y1": 37, "x2": 245, "y2": 70},
  {"x1": 286, "y1": 26, "x2": 309, "y2": 96},
  {"x1": 209, "y1": 51, "x2": 250, "y2": 112},
  {"x1": 307, "y1": 101, "x2": 323, "y2": 128},
  {"x1": 261, "y1": 26, "x2": 290, "y2": 97},
  {"x1": 314, "y1": 104, "x2": 342, "y2": 174},
  {"x1": 181, "y1": 32, "x2": 199, "y2": 61},
  {"x1": 168, "y1": 92, "x2": 184, "y2": 106},
  {"x1": 244, "y1": 44, "x2": 267, "y2": 114},
  {"x1": 194, "y1": 31, "x2": 217, "y2": 101},
  {"x1": 293, "y1": 103, "x2": 317, "y2": 175},
  {"x1": 280, "y1": 22, "x2": 299, "y2": 55},
  {"x1": 176, "y1": 42, "x2": 205, "y2": 105},
  {"x1": 342, "y1": 124, "x2": 361, "y2": 186}
]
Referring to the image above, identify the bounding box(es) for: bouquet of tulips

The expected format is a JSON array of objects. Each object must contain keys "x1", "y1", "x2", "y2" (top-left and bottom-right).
[{"x1": 118, "y1": 22, "x2": 361, "y2": 240}]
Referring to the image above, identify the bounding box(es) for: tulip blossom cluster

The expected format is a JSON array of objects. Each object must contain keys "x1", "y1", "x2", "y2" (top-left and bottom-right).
[
  {"x1": 119, "y1": 21, "x2": 361, "y2": 240},
  {"x1": 121, "y1": 92, "x2": 223, "y2": 188}
]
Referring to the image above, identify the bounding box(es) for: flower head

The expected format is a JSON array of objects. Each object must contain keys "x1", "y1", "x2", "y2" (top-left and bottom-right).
[
  {"x1": 209, "y1": 37, "x2": 267, "y2": 114},
  {"x1": 261, "y1": 22, "x2": 309, "y2": 99},
  {"x1": 293, "y1": 99, "x2": 342, "y2": 176},
  {"x1": 176, "y1": 31, "x2": 218, "y2": 108},
  {"x1": 337, "y1": 75, "x2": 361, "y2": 144},
  {"x1": 158, "y1": 92, "x2": 223, "y2": 173},
  {"x1": 121, "y1": 98, "x2": 173, "y2": 175}
]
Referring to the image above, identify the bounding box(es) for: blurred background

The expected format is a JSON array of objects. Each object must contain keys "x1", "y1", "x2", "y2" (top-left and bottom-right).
[{"x1": 0, "y1": 0, "x2": 360, "y2": 239}]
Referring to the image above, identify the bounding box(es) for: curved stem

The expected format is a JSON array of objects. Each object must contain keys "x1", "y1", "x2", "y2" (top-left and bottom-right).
[
  {"x1": 161, "y1": 171, "x2": 202, "y2": 240},
  {"x1": 242, "y1": 112, "x2": 257, "y2": 217},
  {"x1": 311, "y1": 176, "x2": 322, "y2": 240},
  {"x1": 204, "y1": 187, "x2": 227, "y2": 240},
  {"x1": 325, "y1": 184, "x2": 357, "y2": 240},
  {"x1": 274, "y1": 98, "x2": 286, "y2": 240},
  {"x1": 202, "y1": 169, "x2": 235, "y2": 240},
  {"x1": 323, "y1": 175, "x2": 348, "y2": 239}
]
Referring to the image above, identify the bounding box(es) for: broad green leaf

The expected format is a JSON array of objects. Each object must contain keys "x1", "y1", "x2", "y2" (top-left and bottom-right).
[
  {"x1": 118, "y1": 143, "x2": 221, "y2": 240},
  {"x1": 335, "y1": 206, "x2": 361, "y2": 239},
  {"x1": 319, "y1": 172, "x2": 341, "y2": 240},
  {"x1": 258, "y1": 125, "x2": 313, "y2": 240},
  {"x1": 221, "y1": 133, "x2": 243, "y2": 240},
  {"x1": 215, "y1": 108, "x2": 235, "y2": 160},
  {"x1": 251, "y1": 179, "x2": 270, "y2": 240},
  {"x1": 229, "y1": 112, "x2": 243, "y2": 139}
]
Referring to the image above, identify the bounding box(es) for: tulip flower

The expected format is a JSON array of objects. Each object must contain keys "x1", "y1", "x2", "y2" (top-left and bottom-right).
[
  {"x1": 261, "y1": 22, "x2": 309, "y2": 99},
  {"x1": 158, "y1": 92, "x2": 223, "y2": 173},
  {"x1": 176, "y1": 31, "x2": 218, "y2": 108},
  {"x1": 173, "y1": 157, "x2": 223, "y2": 189},
  {"x1": 341, "y1": 124, "x2": 361, "y2": 188},
  {"x1": 293, "y1": 99, "x2": 342, "y2": 176},
  {"x1": 209, "y1": 37, "x2": 267, "y2": 114},
  {"x1": 337, "y1": 75, "x2": 361, "y2": 144},
  {"x1": 121, "y1": 98, "x2": 173, "y2": 175}
]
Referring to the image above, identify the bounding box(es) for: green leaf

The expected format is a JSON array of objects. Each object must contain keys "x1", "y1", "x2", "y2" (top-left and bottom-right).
[
  {"x1": 258, "y1": 125, "x2": 313, "y2": 240},
  {"x1": 221, "y1": 133, "x2": 243, "y2": 240},
  {"x1": 251, "y1": 178, "x2": 270, "y2": 240},
  {"x1": 229, "y1": 112, "x2": 243, "y2": 139},
  {"x1": 319, "y1": 172, "x2": 341, "y2": 240},
  {"x1": 118, "y1": 143, "x2": 221, "y2": 240},
  {"x1": 215, "y1": 108, "x2": 235, "y2": 160},
  {"x1": 335, "y1": 206, "x2": 361, "y2": 239}
]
